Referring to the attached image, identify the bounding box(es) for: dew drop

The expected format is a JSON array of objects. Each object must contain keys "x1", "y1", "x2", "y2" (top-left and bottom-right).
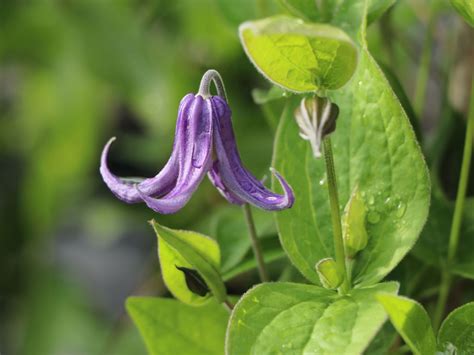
[
  {"x1": 396, "y1": 201, "x2": 407, "y2": 218},
  {"x1": 319, "y1": 177, "x2": 326, "y2": 186},
  {"x1": 367, "y1": 211, "x2": 380, "y2": 224},
  {"x1": 368, "y1": 195, "x2": 375, "y2": 205},
  {"x1": 358, "y1": 80, "x2": 363, "y2": 86}
]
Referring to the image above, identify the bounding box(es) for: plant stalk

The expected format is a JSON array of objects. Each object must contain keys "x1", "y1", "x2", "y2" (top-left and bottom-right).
[
  {"x1": 242, "y1": 204, "x2": 269, "y2": 282},
  {"x1": 323, "y1": 137, "x2": 350, "y2": 294},
  {"x1": 433, "y1": 75, "x2": 474, "y2": 329},
  {"x1": 414, "y1": 6, "x2": 436, "y2": 119}
]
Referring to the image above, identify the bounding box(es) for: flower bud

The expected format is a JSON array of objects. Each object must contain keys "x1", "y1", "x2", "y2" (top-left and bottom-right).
[
  {"x1": 316, "y1": 257, "x2": 344, "y2": 289},
  {"x1": 294, "y1": 95, "x2": 339, "y2": 158},
  {"x1": 342, "y1": 187, "x2": 368, "y2": 258}
]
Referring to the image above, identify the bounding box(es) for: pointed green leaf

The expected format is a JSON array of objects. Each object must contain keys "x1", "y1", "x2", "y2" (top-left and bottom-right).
[
  {"x1": 273, "y1": 3, "x2": 430, "y2": 286},
  {"x1": 438, "y1": 302, "x2": 474, "y2": 354},
  {"x1": 226, "y1": 282, "x2": 398, "y2": 354},
  {"x1": 126, "y1": 297, "x2": 229, "y2": 355},
  {"x1": 239, "y1": 16, "x2": 358, "y2": 93},
  {"x1": 151, "y1": 220, "x2": 226, "y2": 305},
  {"x1": 450, "y1": 0, "x2": 474, "y2": 26},
  {"x1": 376, "y1": 294, "x2": 437, "y2": 355}
]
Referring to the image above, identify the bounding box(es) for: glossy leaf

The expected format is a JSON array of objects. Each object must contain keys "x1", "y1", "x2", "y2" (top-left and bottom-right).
[
  {"x1": 438, "y1": 302, "x2": 474, "y2": 354},
  {"x1": 151, "y1": 220, "x2": 226, "y2": 305},
  {"x1": 273, "y1": 4, "x2": 430, "y2": 286},
  {"x1": 239, "y1": 16, "x2": 358, "y2": 92},
  {"x1": 450, "y1": 0, "x2": 474, "y2": 26},
  {"x1": 226, "y1": 281, "x2": 398, "y2": 354},
  {"x1": 127, "y1": 297, "x2": 229, "y2": 355},
  {"x1": 376, "y1": 294, "x2": 437, "y2": 355}
]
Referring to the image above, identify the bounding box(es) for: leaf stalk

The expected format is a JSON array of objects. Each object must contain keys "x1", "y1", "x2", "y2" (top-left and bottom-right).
[{"x1": 323, "y1": 137, "x2": 351, "y2": 294}]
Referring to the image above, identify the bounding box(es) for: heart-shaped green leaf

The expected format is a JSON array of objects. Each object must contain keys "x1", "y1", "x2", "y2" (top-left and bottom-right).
[
  {"x1": 127, "y1": 297, "x2": 229, "y2": 355},
  {"x1": 151, "y1": 220, "x2": 226, "y2": 305},
  {"x1": 438, "y1": 302, "x2": 474, "y2": 353},
  {"x1": 239, "y1": 16, "x2": 358, "y2": 93},
  {"x1": 376, "y1": 294, "x2": 437, "y2": 355},
  {"x1": 226, "y1": 281, "x2": 398, "y2": 354}
]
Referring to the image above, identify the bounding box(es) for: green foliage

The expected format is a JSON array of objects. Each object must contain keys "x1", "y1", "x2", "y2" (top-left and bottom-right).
[
  {"x1": 127, "y1": 297, "x2": 229, "y2": 355},
  {"x1": 412, "y1": 195, "x2": 474, "y2": 279},
  {"x1": 274, "y1": 50, "x2": 430, "y2": 286},
  {"x1": 208, "y1": 206, "x2": 276, "y2": 273},
  {"x1": 239, "y1": 16, "x2": 358, "y2": 92},
  {"x1": 151, "y1": 220, "x2": 227, "y2": 305},
  {"x1": 377, "y1": 293, "x2": 437, "y2": 355},
  {"x1": 279, "y1": 0, "x2": 396, "y2": 25},
  {"x1": 438, "y1": 302, "x2": 474, "y2": 354},
  {"x1": 226, "y1": 281, "x2": 398, "y2": 354},
  {"x1": 450, "y1": 0, "x2": 474, "y2": 26}
]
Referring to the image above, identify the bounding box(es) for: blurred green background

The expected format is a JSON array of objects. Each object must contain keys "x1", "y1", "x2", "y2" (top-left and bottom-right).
[{"x1": 0, "y1": 0, "x2": 472, "y2": 354}]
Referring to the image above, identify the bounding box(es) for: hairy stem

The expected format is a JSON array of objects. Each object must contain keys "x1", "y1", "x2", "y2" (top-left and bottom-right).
[
  {"x1": 323, "y1": 137, "x2": 350, "y2": 294},
  {"x1": 242, "y1": 204, "x2": 269, "y2": 282},
  {"x1": 198, "y1": 69, "x2": 228, "y2": 100},
  {"x1": 433, "y1": 75, "x2": 474, "y2": 329}
]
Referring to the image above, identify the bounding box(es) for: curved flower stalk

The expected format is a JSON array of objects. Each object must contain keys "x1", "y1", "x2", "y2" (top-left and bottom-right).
[{"x1": 100, "y1": 70, "x2": 294, "y2": 214}]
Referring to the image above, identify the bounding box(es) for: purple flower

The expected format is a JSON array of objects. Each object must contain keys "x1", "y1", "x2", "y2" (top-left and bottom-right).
[{"x1": 100, "y1": 70, "x2": 294, "y2": 214}]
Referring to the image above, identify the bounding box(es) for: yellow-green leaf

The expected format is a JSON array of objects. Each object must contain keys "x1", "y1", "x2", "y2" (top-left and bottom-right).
[
  {"x1": 239, "y1": 16, "x2": 358, "y2": 93},
  {"x1": 151, "y1": 220, "x2": 226, "y2": 306}
]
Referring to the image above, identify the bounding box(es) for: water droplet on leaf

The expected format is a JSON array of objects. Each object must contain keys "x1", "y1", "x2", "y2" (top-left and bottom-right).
[
  {"x1": 396, "y1": 201, "x2": 407, "y2": 218},
  {"x1": 367, "y1": 211, "x2": 380, "y2": 224}
]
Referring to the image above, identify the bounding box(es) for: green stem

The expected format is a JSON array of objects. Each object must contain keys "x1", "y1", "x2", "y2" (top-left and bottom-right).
[
  {"x1": 323, "y1": 137, "x2": 350, "y2": 294},
  {"x1": 414, "y1": 7, "x2": 436, "y2": 119},
  {"x1": 433, "y1": 75, "x2": 474, "y2": 329},
  {"x1": 433, "y1": 271, "x2": 452, "y2": 330},
  {"x1": 242, "y1": 204, "x2": 269, "y2": 282}
]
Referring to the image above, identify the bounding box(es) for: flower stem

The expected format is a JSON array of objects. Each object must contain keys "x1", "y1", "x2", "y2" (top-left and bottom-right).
[
  {"x1": 433, "y1": 75, "x2": 474, "y2": 330},
  {"x1": 323, "y1": 137, "x2": 350, "y2": 294},
  {"x1": 198, "y1": 69, "x2": 228, "y2": 100},
  {"x1": 242, "y1": 204, "x2": 269, "y2": 282}
]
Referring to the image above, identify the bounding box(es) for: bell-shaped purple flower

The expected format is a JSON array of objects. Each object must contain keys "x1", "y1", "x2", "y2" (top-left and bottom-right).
[{"x1": 100, "y1": 70, "x2": 294, "y2": 214}]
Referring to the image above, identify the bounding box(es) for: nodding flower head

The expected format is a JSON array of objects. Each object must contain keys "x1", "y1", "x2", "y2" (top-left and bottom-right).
[
  {"x1": 100, "y1": 70, "x2": 294, "y2": 214},
  {"x1": 294, "y1": 95, "x2": 339, "y2": 158}
]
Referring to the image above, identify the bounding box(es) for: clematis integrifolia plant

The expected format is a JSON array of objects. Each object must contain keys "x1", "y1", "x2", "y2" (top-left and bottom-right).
[{"x1": 100, "y1": 70, "x2": 294, "y2": 214}]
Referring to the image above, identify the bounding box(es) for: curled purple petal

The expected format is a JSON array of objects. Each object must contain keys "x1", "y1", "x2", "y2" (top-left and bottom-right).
[
  {"x1": 210, "y1": 96, "x2": 294, "y2": 211},
  {"x1": 99, "y1": 94, "x2": 195, "y2": 203},
  {"x1": 138, "y1": 95, "x2": 213, "y2": 214}
]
